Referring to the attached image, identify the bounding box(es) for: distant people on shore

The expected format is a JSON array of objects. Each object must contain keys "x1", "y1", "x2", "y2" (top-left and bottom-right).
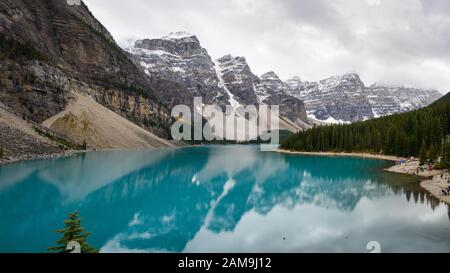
[{"x1": 442, "y1": 185, "x2": 450, "y2": 196}]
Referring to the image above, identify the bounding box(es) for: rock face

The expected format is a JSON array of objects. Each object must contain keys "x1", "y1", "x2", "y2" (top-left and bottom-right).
[
  {"x1": 366, "y1": 84, "x2": 443, "y2": 118},
  {"x1": 286, "y1": 73, "x2": 442, "y2": 122},
  {"x1": 214, "y1": 54, "x2": 259, "y2": 105},
  {"x1": 288, "y1": 73, "x2": 374, "y2": 122},
  {"x1": 128, "y1": 32, "x2": 229, "y2": 108},
  {"x1": 0, "y1": 0, "x2": 176, "y2": 138},
  {"x1": 254, "y1": 72, "x2": 308, "y2": 124}
]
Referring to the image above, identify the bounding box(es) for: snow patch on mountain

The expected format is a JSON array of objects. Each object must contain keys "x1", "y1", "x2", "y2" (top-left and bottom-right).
[
  {"x1": 307, "y1": 113, "x2": 350, "y2": 125},
  {"x1": 162, "y1": 31, "x2": 196, "y2": 41},
  {"x1": 213, "y1": 60, "x2": 241, "y2": 110}
]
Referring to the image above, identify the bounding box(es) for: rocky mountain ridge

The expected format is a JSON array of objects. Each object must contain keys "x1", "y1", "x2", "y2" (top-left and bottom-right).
[
  {"x1": 286, "y1": 73, "x2": 442, "y2": 122},
  {"x1": 129, "y1": 32, "x2": 441, "y2": 125}
]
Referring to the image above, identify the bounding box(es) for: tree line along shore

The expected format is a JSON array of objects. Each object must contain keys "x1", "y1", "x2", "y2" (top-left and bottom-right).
[
  {"x1": 279, "y1": 93, "x2": 450, "y2": 204},
  {"x1": 281, "y1": 93, "x2": 450, "y2": 169}
]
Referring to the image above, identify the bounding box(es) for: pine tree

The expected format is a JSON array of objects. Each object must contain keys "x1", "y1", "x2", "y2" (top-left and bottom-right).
[
  {"x1": 48, "y1": 211, "x2": 98, "y2": 253},
  {"x1": 444, "y1": 139, "x2": 450, "y2": 167},
  {"x1": 427, "y1": 143, "x2": 440, "y2": 162}
]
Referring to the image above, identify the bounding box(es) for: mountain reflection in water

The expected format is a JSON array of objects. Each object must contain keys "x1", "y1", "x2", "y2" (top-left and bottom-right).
[{"x1": 0, "y1": 146, "x2": 448, "y2": 253}]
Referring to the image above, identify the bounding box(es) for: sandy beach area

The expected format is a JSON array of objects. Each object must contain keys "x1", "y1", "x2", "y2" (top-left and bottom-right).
[{"x1": 276, "y1": 149, "x2": 450, "y2": 205}]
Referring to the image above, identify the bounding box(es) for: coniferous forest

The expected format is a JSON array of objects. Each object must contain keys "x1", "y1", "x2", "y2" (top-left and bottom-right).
[{"x1": 281, "y1": 93, "x2": 450, "y2": 166}]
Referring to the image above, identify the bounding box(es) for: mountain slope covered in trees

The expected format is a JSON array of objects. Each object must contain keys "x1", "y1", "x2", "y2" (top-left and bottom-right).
[{"x1": 281, "y1": 92, "x2": 450, "y2": 165}]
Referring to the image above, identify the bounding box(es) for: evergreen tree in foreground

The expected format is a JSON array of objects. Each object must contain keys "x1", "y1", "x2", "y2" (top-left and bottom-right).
[{"x1": 48, "y1": 211, "x2": 98, "y2": 253}]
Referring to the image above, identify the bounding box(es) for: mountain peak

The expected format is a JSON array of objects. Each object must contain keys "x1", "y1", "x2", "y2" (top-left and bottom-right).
[
  {"x1": 217, "y1": 54, "x2": 247, "y2": 65},
  {"x1": 162, "y1": 31, "x2": 197, "y2": 41},
  {"x1": 289, "y1": 76, "x2": 302, "y2": 82},
  {"x1": 319, "y1": 72, "x2": 362, "y2": 85},
  {"x1": 340, "y1": 72, "x2": 361, "y2": 80},
  {"x1": 286, "y1": 76, "x2": 303, "y2": 89},
  {"x1": 133, "y1": 31, "x2": 206, "y2": 57},
  {"x1": 134, "y1": 31, "x2": 198, "y2": 47},
  {"x1": 260, "y1": 71, "x2": 280, "y2": 81},
  {"x1": 217, "y1": 54, "x2": 235, "y2": 62}
]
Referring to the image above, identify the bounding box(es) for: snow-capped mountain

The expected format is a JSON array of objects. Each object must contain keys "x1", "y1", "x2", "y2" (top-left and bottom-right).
[
  {"x1": 366, "y1": 83, "x2": 442, "y2": 118},
  {"x1": 128, "y1": 32, "x2": 229, "y2": 108},
  {"x1": 127, "y1": 33, "x2": 310, "y2": 132},
  {"x1": 127, "y1": 31, "x2": 442, "y2": 128},
  {"x1": 286, "y1": 73, "x2": 374, "y2": 122},
  {"x1": 286, "y1": 73, "x2": 442, "y2": 122}
]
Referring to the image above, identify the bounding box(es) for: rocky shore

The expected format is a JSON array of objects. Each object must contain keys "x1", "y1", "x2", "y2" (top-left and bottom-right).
[
  {"x1": 0, "y1": 150, "x2": 82, "y2": 166},
  {"x1": 386, "y1": 160, "x2": 450, "y2": 205},
  {"x1": 0, "y1": 121, "x2": 66, "y2": 164}
]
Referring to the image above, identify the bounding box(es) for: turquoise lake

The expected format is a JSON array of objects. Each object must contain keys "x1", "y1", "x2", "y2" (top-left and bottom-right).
[{"x1": 0, "y1": 145, "x2": 449, "y2": 253}]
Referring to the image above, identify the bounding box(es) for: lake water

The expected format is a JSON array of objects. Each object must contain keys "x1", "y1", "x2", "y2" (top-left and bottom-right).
[{"x1": 0, "y1": 145, "x2": 449, "y2": 253}]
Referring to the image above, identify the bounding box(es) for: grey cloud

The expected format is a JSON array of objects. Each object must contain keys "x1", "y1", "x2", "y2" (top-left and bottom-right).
[
  {"x1": 277, "y1": 0, "x2": 340, "y2": 26},
  {"x1": 421, "y1": 0, "x2": 450, "y2": 15},
  {"x1": 83, "y1": 0, "x2": 450, "y2": 93}
]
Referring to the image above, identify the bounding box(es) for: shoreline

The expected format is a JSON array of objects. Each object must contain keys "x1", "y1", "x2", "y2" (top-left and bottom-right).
[
  {"x1": 2, "y1": 147, "x2": 449, "y2": 205},
  {"x1": 275, "y1": 149, "x2": 401, "y2": 161},
  {"x1": 0, "y1": 141, "x2": 193, "y2": 166},
  {"x1": 0, "y1": 150, "x2": 87, "y2": 166},
  {"x1": 276, "y1": 149, "x2": 450, "y2": 205},
  {"x1": 385, "y1": 159, "x2": 450, "y2": 205}
]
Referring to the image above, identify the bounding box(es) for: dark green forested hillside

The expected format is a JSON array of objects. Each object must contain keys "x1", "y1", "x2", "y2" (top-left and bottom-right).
[{"x1": 281, "y1": 93, "x2": 450, "y2": 166}]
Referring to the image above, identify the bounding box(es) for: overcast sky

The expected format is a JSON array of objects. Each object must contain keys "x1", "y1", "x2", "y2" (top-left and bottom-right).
[{"x1": 83, "y1": 0, "x2": 450, "y2": 93}]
